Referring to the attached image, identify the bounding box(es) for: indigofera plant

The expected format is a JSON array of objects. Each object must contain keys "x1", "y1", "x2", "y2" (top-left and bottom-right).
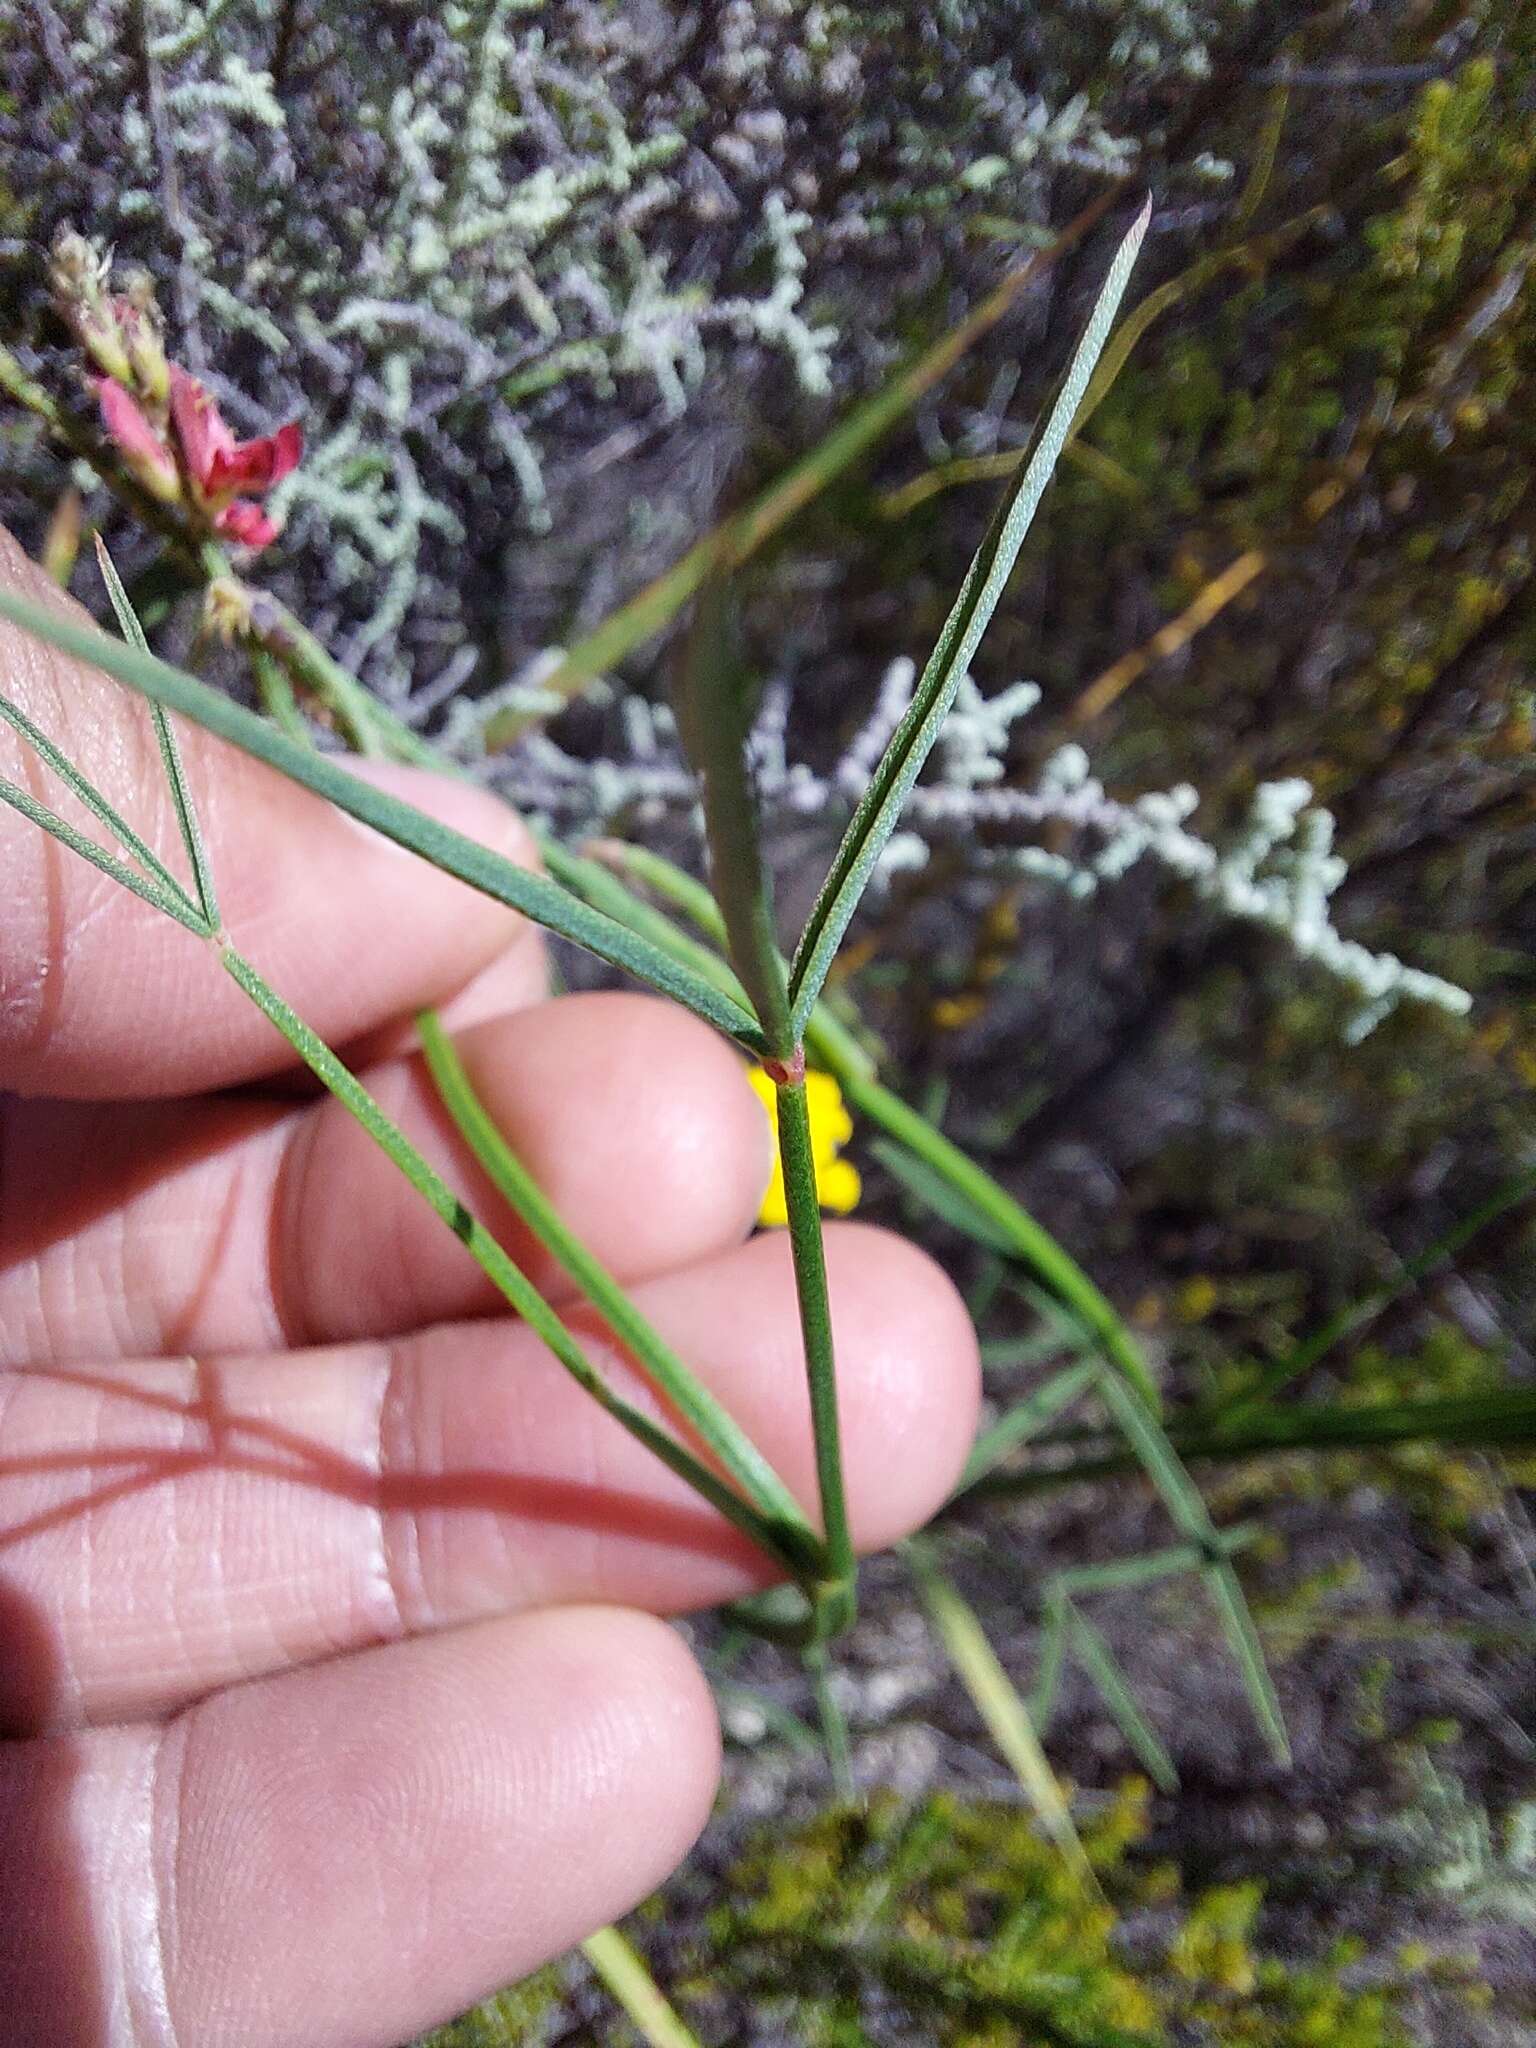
[
  {"x1": 0, "y1": 206, "x2": 1154, "y2": 1651},
  {"x1": 3, "y1": 195, "x2": 1519, "y2": 1907}
]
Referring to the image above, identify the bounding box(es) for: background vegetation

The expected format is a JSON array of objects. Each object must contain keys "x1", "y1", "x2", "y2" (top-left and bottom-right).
[{"x1": 2, "y1": 1, "x2": 1533, "y2": 2041}]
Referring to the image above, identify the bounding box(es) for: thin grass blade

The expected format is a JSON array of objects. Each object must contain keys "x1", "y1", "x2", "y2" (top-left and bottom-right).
[
  {"x1": 0, "y1": 690, "x2": 197, "y2": 915},
  {"x1": 786, "y1": 200, "x2": 1150, "y2": 1035},
  {"x1": 94, "y1": 536, "x2": 219, "y2": 927},
  {"x1": 417, "y1": 1008, "x2": 821, "y2": 1574},
  {"x1": 0, "y1": 586, "x2": 767, "y2": 1050},
  {"x1": 1064, "y1": 1603, "x2": 1178, "y2": 1793},
  {"x1": 1094, "y1": 1370, "x2": 1289, "y2": 1765},
  {"x1": 581, "y1": 1928, "x2": 703, "y2": 2048},
  {"x1": 907, "y1": 1539, "x2": 1098, "y2": 1893},
  {"x1": 0, "y1": 771, "x2": 209, "y2": 934}
]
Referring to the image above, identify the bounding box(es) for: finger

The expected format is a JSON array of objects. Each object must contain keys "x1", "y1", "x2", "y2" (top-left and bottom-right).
[
  {"x1": 0, "y1": 992, "x2": 773, "y2": 1367},
  {"x1": 0, "y1": 1607, "x2": 719, "y2": 2048},
  {"x1": 0, "y1": 525, "x2": 541, "y2": 1100},
  {"x1": 0, "y1": 1225, "x2": 979, "y2": 1729}
]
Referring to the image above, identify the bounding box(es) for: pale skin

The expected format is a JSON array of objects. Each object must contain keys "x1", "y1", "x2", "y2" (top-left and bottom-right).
[{"x1": 0, "y1": 527, "x2": 981, "y2": 2048}]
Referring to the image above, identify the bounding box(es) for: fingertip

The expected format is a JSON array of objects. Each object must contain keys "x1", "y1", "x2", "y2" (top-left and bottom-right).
[
  {"x1": 143, "y1": 1607, "x2": 722, "y2": 2045},
  {"x1": 453, "y1": 991, "x2": 776, "y2": 1281}
]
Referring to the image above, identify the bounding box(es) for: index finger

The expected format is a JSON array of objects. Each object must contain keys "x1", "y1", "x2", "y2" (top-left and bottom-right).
[{"x1": 0, "y1": 527, "x2": 540, "y2": 1099}]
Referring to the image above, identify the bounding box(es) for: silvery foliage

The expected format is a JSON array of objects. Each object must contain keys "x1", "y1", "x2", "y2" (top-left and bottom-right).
[
  {"x1": 4, "y1": 0, "x2": 1254, "y2": 697},
  {"x1": 467, "y1": 654, "x2": 1471, "y2": 1040}
]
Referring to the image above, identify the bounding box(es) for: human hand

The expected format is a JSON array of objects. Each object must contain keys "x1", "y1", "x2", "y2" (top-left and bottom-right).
[{"x1": 0, "y1": 528, "x2": 980, "y2": 2047}]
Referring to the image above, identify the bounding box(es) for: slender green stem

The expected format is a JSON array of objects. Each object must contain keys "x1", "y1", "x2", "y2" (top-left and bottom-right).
[
  {"x1": 804, "y1": 1644, "x2": 856, "y2": 1803},
  {"x1": 417, "y1": 1008, "x2": 823, "y2": 1578},
  {"x1": 553, "y1": 836, "x2": 1159, "y2": 1413},
  {"x1": 218, "y1": 946, "x2": 798, "y2": 1565},
  {"x1": 776, "y1": 1076, "x2": 856, "y2": 1628},
  {"x1": 581, "y1": 1929, "x2": 704, "y2": 2048}
]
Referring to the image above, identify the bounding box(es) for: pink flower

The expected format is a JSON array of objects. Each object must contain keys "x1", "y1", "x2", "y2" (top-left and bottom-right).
[
  {"x1": 167, "y1": 364, "x2": 302, "y2": 519},
  {"x1": 95, "y1": 363, "x2": 302, "y2": 552},
  {"x1": 95, "y1": 378, "x2": 180, "y2": 503},
  {"x1": 213, "y1": 499, "x2": 281, "y2": 550}
]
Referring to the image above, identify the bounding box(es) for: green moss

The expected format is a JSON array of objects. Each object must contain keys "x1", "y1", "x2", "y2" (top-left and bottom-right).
[{"x1": 680, "y1": 1786, "x2": 1415, "y2": 2046}]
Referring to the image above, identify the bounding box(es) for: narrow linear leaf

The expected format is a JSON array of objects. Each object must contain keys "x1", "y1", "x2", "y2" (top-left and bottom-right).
[
  {"x1": 581, "y1": 1929, "x2": 703, "y2": 2048},
  {"x1": 0, "y1": 771, "x2": 208, "y2": 935},
  {"x1": 1094, "y1": 1371, "x2": 1289, "y2": 1765},
  {"x1": 871, "y1": 1136, "x2": 1019, "y2": 1255},
  {"x1": 787, "y1": 200, "x2": 1151, "y2": 1034},
  {"x1": 1029, "y1": 1595, "x2": 1069, "y2": 1732},
  {"x1": 671, "y1": 579, "x2": 791, "y2": 1052},
  {"x1": 219, "y1": 946, "x2": 795, "y2": 1568},
  {"x1": 0, "y1": 690, "x2": 195, "y2": 915},
  {"x1": 0, "y1": 586, "x2": 767, "y2": 1050},
  {"x1": 95, "y1": 536, "x2": 219, "y2": 927},
  {"x1": 1049, "y1": 1534, "x2": 1256, "y2": 1601},
  {"x1": 907, "y1": 1540, "x2": 1098, "y2": 1894},
  {"x1": 957, "y1": 1362, "x2": 1100, "y2": 1493},
  {"x1": 1065, "y1": 1604, "x2": 1178, "y2": 1793},
  {"x1": 417, "y1": 1008, "x2": 821, "y2": 1575},
  {"x1": 480, "y1": 188, "x2": 1122, "y2": 740}
]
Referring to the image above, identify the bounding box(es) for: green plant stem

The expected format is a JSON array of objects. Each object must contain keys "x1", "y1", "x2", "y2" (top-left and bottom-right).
[
  {"x1": 580, "y1": 1928, "x2": 704, "y2": 2048},
  {"x1": 217, "y1": 945, "x2": 796, "y2": 1567},
  {"x1": 416, "y1": 1007, "x2": 822, "y2": 1578},
  {"x1": 551, "y1": 837, "x2": 1159, "y2": 1411},
  {"x1": 963, "y1": 1386, "x2": 1536, "y2": 1498},
  {"x1": 776, "y1": 1076, "x2": 857, "y2": 1636},
  {"x1": 804, "y1": 1643, "x2": 856, "y2": 1803}
]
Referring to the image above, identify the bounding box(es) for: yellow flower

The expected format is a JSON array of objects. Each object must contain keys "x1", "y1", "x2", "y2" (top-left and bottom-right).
[{"x1": 746, "y1": 1066, "x2": 861, "y2": 1228}]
